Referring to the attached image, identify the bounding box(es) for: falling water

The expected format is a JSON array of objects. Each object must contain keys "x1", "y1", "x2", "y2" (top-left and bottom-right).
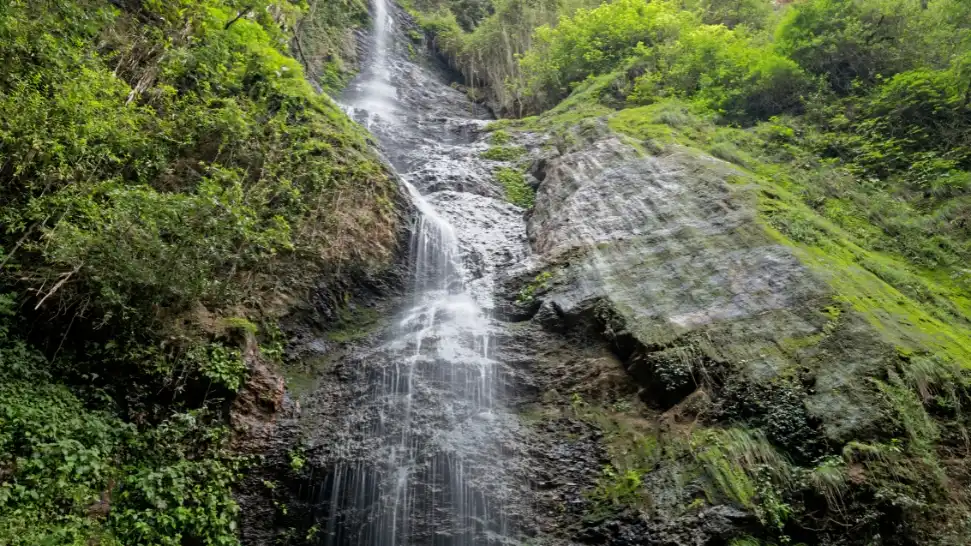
[{"x1": 312, "y1": 0, "x2": 527, "y2": 544}]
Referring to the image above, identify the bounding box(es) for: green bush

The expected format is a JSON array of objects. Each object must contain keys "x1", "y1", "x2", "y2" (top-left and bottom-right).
[
  {"x1": 689, "y1": 0, "x2": 773, "y2": 30},
  {"x1": 774, "y1": 0, "x2": 917, "y2": 94},
  {"x1": 0, "y1": 343, "x2": 241, "y2": 546},
  {"x1": 519, "y1": 0, "x2": 694, "y2": 108},
  {"x1": 110, "y1": 412, "x2": 241, "y2": 546},
  {"x1": 630, "y1": 24, "x2": 813, "y2": 123},
  {"x1": 0, "y1": 1, "x2": 399, "y2": 543},
  {"x1": 861, "y1": 69, "x2": 969, "y2": 167},
  {"x1": 0, "y1": 0, "x2": 397, "y2": 360}
]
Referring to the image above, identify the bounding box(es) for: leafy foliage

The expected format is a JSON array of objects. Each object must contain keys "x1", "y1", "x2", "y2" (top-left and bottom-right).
[
  {"x1": 0, "y1": 0, "x2": 396, "y2": 330},
  {"x1": 0, "y1": 0, "x2": 398, "y2": 543},
  {"x1": 293, "y1": 0, "x2": 372, "y2": 91},
  {"x1": 517, "y1": 271, "x2": 552, "y2": 303},
  {"x1": 774, "y1": 0, "x2": 917, "y2": 94},
  {"x1": 0, "y1": 0, "x2": 398, "y2": 376},
  {"x1": 0, "y1": 335, "x2": 241, "y2": 545}
]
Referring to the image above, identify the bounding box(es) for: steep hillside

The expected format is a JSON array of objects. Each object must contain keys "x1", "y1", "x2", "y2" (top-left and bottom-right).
[
  {"x1": 0, "y1": 1, "x2": 401, "y2": 543},
  {"x1": 404, "y1": 0, "x2": 971, "y2": 544}
]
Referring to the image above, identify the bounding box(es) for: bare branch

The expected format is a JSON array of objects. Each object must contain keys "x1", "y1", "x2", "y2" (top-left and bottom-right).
[
  {"x1": 34, "y1": 264, "x2": 81, "y2": 311},
  {"x1": 225, "y1": 7, "x2": 253, "y2": 30}
]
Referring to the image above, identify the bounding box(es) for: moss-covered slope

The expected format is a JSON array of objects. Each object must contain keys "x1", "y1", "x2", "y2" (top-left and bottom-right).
[
  {"x1": 490, "y1": 93, "x2": 971, "y2": 545},
  {"x1": 401, "y1": 0, "x2": 971, "y2": 542}
]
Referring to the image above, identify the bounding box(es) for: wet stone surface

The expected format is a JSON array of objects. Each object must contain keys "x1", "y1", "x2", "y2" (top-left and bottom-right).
[
  {"x1": 261, "y1": 0, "x2": 615, "y2": 544},
  {"x1": 237, "y1": 0, "x2": 851, "y2": 544}
]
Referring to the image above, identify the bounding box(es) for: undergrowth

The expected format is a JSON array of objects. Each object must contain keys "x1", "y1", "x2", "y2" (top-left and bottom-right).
[
  {"x1": 293, "y1": 0, "x2": 372, "y2": 92},
  {"x1": 0, "y1": 0, "x2": 399, "y2": 542}
]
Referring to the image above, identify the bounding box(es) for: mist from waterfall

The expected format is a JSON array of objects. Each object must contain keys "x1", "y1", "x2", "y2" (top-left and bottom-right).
[{"x1": 314, "y1": 0, "x2": 520, "y2": 544}]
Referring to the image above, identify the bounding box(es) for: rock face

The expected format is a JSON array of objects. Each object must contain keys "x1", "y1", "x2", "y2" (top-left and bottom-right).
[
  {"x1": 231, "y1": 340, "x2": 287, "y2": 454},
  {"x1": 238, "y1": 2, "x2": 938, "y2": 546},
  {"x1": 520, "y1": 128, "x2": 893, "y2": 445}
]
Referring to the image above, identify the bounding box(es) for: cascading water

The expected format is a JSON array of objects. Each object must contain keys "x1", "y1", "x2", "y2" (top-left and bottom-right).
[{"x1": 307, "y1": 0, "x2": 530, "y2": 544}]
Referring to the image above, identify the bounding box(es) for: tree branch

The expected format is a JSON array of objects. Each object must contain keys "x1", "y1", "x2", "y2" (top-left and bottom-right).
[
  {"x1": 34, "y1": 264, "x2": 81, "y2": 311},
  {"x1": 225, "y1": 7, "x2": 253, "y2": 30}
]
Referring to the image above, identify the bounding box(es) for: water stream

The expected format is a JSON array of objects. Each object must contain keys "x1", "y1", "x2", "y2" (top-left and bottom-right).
[{"x1": 311, "y1": 0, "x2": 530, "y2": 544}]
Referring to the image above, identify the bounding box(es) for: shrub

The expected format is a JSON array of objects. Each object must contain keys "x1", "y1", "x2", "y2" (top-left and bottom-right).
[
  {"x1": 0, "y1": 0, "x2": 397, "y2": 365},
  {"x1": 862, "y1": 69, "x2": 969, "y2": 162},
  {"x1": 0, "y1": 344, "x2": 241, "y2": 546},
  {"x1": 689, "y1": 0, "x2": 774, "y2": 30},
  {"x1": 774, "y1": 0, "x2": 917, "y2": 94},
  {"x1": 0, "y1": 2, "x2": 398, "y2": 543},
  {"x1": 643, "y1": 24, "x2": 813, "y2": 123},
  {"x1": 519, "y1": 0, "x2": 695, "y2": 108}
]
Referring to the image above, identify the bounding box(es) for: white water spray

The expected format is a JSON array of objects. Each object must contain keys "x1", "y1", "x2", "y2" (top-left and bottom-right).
[{"x1": 318, "y1": 0, "x2": 520, "y2": 544}]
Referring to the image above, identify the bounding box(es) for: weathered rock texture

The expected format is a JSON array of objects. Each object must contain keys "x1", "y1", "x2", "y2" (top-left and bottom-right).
[
  {"x1": 237, "y1": 2, "x2": 968, "y2": 546},
  {"x1": 522, "y1": 130, "x2": 889, "y2": 444}
]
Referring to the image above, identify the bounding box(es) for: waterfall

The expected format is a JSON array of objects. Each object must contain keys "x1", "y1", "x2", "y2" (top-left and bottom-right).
[{"x1": 314, "y1": 0, "x2": 525, "y2": 544}]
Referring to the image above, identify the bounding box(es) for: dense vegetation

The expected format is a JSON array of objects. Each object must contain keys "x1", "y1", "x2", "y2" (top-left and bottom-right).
[
  {"x1": 293, "y1": 0, "x2": 373, "y2": 91},
  {"x1": 407, "y1": 0, "x2": 971, "y2": 544},
  {"x1": 0, "y1": 0, "x2": 397, "y2": 543}
]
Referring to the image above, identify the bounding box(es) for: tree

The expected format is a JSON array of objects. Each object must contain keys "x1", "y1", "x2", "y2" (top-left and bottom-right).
[
  {"x1": 775, "y1": 0, "x2": 918, "y2": 94},
  {"x1": 692, "y1": 0, "x2": 773, "y2": 29}
]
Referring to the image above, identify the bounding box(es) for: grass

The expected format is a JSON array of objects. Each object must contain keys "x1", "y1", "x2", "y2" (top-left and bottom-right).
[
  {"x1": 807, "y1": 456, "x2": 849, "y2": 513},
  {"x1": 565, "y1": 394, "x2": 794, "y2": 526}
]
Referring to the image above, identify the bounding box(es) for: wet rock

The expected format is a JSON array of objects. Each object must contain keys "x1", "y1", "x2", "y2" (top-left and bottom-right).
[
  {"x1": 532, "y1": 300, "x2": 566, "y2": 331},
  {"x1": 526, "y1": 134, "x2": 885, "y2": 442},
  {"x1": 231, "y1": 338, "x2": 286, "y2": 454},
  {"x1": 494, "y1": 298, "x2": 541, "y2": 322},
  {"x1": 238, "y1": 1, "x2": 880, "y2": 545},
  {"x1": 644, "y1": 505, "x2": 755, "y2": 546}
]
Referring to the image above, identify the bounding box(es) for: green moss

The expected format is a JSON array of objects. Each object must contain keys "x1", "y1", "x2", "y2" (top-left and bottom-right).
[
  {"x1": 608, "y1": 112, "x2": 676, "y2": 145},
  {"x1": 221, "y1": 316, "x2": 259, "y2": 335},
  {"x1": 766, "y1": 222, "x2": 971, "y2": 366},
  {"x1": 728, "y1": 148, "x2": 971, "y2": 366},
  {"x1": 779, "y1": 300, "x2": 844, "y2": 354},
  {"x1": 326, "y1": 307, "x2": 382, "y2": 343},
  {"x1": 484, "y1": 119, "x2": 515, "y2": 132},
  {"x1": 820, "y1": 198, "x2": 884, "y2": 245},
  {"x1": 512, "y1": 73, "x2": 618, "y2": 135},
  {"x1": 490, "y1": 129, "x2": 512, "y2": 145},
  {"x1": 608, "y1": 100, "x2": 710, "y2": 146},
  {"x1": 481, "y1": 145, "x2": 526, "y2": 161},
  {"x1": 495, "y1": 167, "x2": 535, "y2": 209},
  {"x1": 517, "y1": 271, "x2": 552, "y2": 302}
]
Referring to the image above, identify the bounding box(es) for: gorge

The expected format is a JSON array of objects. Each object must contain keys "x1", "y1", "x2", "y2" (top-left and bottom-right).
[{"x1": 1, "y1": 0, "x2": 970, "y2": 545}]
